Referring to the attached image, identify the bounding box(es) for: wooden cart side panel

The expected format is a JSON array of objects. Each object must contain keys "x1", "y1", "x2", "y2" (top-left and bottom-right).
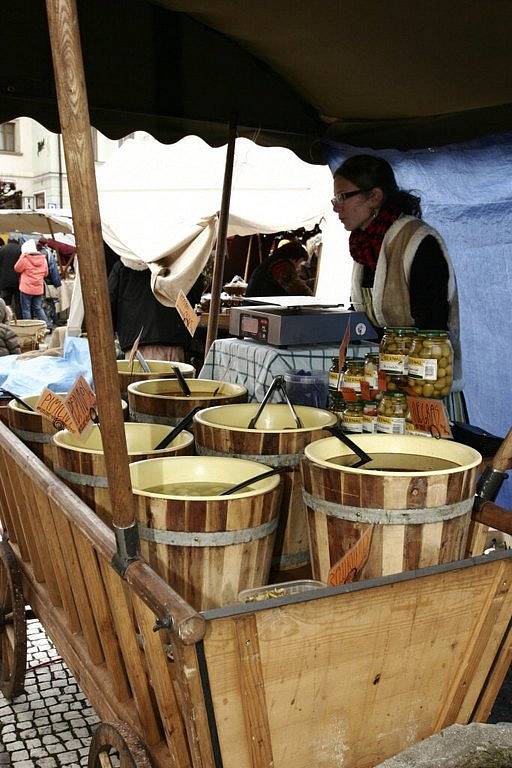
[
  {"x1": 471, "y1": 616, "x2": 512, "y2": 722},
  {"x1": 202, "y1": 558, "x2": 512, "y2": 768},
  {"x1": 9, "y1": 461, "x2": 45, "y2": 581},
  {"x1": 0, "y1": 448, "x2": 29, "y2": 558},
  {"x1": 132, "y1": 593, "x2": 193, "y2": 768}
]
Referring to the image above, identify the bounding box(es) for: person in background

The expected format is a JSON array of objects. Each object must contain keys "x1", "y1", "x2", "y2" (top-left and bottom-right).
[
  {"x1": 38, "y1": 239, "x2": 62, "y2": 329},
  {"x1": 14, "y1": 238, "x2": 50, "y2": 328},
  {"x1": 332, "y1": 154, "x2": 461, "y2": 387},
  {"x1": 245, "y1": 239, "x2": 313, "y2": 297},
  {"x1": 0, "y1": 298, "x2": 20, "y2": 356},
  {"x1": 0, "y1": 232, "x2": 22, "y2": 318},
  {"x1": 108, "y1": 258, "x2": 204, "y2": 361}
]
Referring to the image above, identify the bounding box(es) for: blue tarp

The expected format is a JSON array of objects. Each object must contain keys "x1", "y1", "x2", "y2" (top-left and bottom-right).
[{"x1": 326, "y1": 133, "x2": 512, "y2": 507}]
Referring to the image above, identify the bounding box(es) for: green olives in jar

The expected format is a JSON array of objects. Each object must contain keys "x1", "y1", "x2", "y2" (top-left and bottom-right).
[
  {"x1": 342, "y1": 358, "x2": 366, "y2": 393},
  {"x1": 379, "y1": 327, "x2": 417, "y2": 376},
  {"x1": 341, "y1": 401, "x2": 364, "y2": 433},
  {"x1": 407, "y1": 330, "x2": 453, "y2": 398},
  {"x1": 376, "y1": 391, "x2": 407, "y2": 434}
]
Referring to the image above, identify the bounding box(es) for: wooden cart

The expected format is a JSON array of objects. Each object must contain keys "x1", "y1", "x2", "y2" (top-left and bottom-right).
[
  {"x1": 1, "y1": 2, "x2": 510, "y2": 766},
  {"x1": 0, "y1": 422, "x2": 511, "y2": 767}
]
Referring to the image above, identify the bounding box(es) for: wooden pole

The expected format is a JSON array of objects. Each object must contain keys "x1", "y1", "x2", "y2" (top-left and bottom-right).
[
  {"x1": 205, "y1": 120, "x2": 237, "y2": 354},
  {"x1": 45, "y1": 0, "x2": 138, "y2": 550},
  {"x1": 243, "y1": 235, "x2": 254, "y2": 283}
]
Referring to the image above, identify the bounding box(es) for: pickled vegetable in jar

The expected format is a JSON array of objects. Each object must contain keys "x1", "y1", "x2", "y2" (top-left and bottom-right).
[
  {"x1": 341, "y1": 401, "x2": 364, "y2": 433},
  {"x1": 376, "y1": 391, "x2": 407, "y2": 434},
  {"x1": 329, "y1": 357, "x2": 340, "y2": 392},
  {"x1": 362, "y1": 400, "x2": 378, "y2": 433},
  {"x1": 407, "y1": 330, "x2": 453, "y2": 399},
  {"x1": 364, "y1": 353, "x2": 379, "y2": 389},
  {"x1": 342, "y1": 359, "x2": 366, "y2": 392},
  {"x1": 329, "y1": 389, "x2": 344, "y2": 415},
  {"x1": 379, "y1": 327, "x2": 417, "y2": 376}
]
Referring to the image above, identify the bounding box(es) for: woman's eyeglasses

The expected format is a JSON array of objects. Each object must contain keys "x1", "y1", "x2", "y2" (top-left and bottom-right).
[{"x1": 331, "y1": 188, "x2": 371, "y2": 205}]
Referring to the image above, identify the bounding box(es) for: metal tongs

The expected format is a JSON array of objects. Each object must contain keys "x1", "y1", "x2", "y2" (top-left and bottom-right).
[
  {"x1": 247, "y1": 375, "x2": 303, "y2": 430},
  {"x1": 0, "y1": 388, "x2": 36, "y2": 412},
  {"x1": 172, "y1": 366, "x2": 192, "y2": 397},
  {"x1": 153, "y1": 406, "x2": 202, "y2": 450},
  {"x1": 326, "y1": 423, "x2": 372, "y2": 468}
]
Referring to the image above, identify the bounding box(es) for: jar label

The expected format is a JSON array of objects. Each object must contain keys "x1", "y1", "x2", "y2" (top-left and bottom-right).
[
  {"x1": 342, "y1": 374, "x2": 363, "y2": 391},
  {"x1": 342, "y1": 415, "x2": 363, "y2": 432},
  {"x1": 365, "y1": 372, "x2": 378, "y2": 388},
  {"x1": 362, "y1": 415, "x2": 377, "y2": 433},
  {"x1": 329, "y1": 372, "x2": 340, "y2": 389},
  {"x1": 376, "y1": 415, "x2": 406, "y2": 434},
  {"x1": 408, "y1": 356, "x2": 438, "y2": 381},
  {"x1": 379, "y1": 353, "x2": 408, "y2": 374}
]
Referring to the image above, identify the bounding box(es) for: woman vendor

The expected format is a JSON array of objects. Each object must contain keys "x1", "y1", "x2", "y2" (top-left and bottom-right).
[{"x1": 332, "y1": 154, "x2": 462, "y2": 391}]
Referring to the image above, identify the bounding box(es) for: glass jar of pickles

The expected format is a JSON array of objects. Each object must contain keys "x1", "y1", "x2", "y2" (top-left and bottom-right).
[
  {"x1": 329, "y1": 356, "x2": 340, "y2": 392},
  {"x1": 376, "y1": 391, "x2": 407, "y2": 434},
  {"x1": 379, "y1": 327, "x2": 416, "y2": 374},
  {"x1": 342, "y1": 358, "x2": 366, "y2": 393},
  {"x1": 364, "y1": 353, "x2": 379, "y2": 389},
  {"x1": 362, "y1": 400, "x2": 378, "y2": 433},
  {"x1": 341, "y1": 401, "x2": 364, "y2": 433},
  {"x1": 407, "y1": 331, "x2": 453, "y2": 398}
]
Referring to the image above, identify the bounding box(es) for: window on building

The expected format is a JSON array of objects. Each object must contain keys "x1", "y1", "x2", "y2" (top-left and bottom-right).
[
  {"x1": 118, "y1": 133, "x2": 135, "y2": 147},
  {"x1": 0, "y1": 122, "x2": 16, "y2": 152},
  {"x1": 34, "y1": 192, "x2": 46, "y2": 209}
]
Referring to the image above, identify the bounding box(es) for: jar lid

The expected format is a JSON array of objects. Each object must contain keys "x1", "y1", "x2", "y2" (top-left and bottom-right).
[
  {"x1": 363, "y1": 400, "x2": 378, "y2": 405},
  {"x1": 346, "y1": 358, "x2": 366, "y2": 366},
  {"x1": 383, "y1": 326, "x2": 418, "y2": 335},
  {"x1": 418, "y1": 329, "x2": 449, "y2": 337},
  {"x1": 383, "y1": 391, "x2": 407, "y2": 398},
  {"x1": 344, "y1": 402, "x2": 364, "y2": 409}
]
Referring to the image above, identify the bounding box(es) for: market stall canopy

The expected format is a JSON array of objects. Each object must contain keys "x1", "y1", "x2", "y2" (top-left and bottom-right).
[
  {"x1": 0, "y1": 209, "x2": 73, "y2": 236},
  {"x1": 96, "y1": 134, "x2": 348, "y2": 302},
  {"x1": 2, "y1": 0, "x2": 512, "y2": 155}
]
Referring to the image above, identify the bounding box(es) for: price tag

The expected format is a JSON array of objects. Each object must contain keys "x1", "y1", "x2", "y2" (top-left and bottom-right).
[
  {"x1": 64, "y1": 375, "x2": 97, "y2": 435},
  {"x1": 175, "y1": 290, "x2": 200, "y2": 337},
  {"x1": 405, "y1": 396, "x2": 452, "y2": 439},
  {"x1": 328, "y1": 526, "x2": 374, "y2": 586},
  {"x1": 36, "y1": 388, "x2": 75, "y2": 431},
  {"x1": 127, "y1": 327, "x2": 144, "y2": 364}
]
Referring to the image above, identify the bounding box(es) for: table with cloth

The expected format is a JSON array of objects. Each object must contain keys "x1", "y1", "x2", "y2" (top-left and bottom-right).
[{"x1": 198, "y1": 337, "x2": 378, "y2": 402}]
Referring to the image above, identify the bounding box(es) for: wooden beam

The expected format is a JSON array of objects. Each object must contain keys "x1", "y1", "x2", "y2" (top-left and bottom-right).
[
  {"x1": 45, "y1": 0, "x2": 137, "y2": 533},
  {"x1": 205, "y1": 120, "x2": 237, "y2": 354}
]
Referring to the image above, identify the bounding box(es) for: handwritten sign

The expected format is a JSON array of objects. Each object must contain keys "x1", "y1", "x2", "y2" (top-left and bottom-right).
[
  {"x1": 328, "y1": 526, "x2": 374, "y2": 586},
  {"x1": 405, "y1": 396, "x2": 452, "y2": 439},
  {"x1": 127, "y1": 327, "x2": 144, "y2": 364},
  {"x1": 36, "y1": 388, "x2": 76, "y2": 431},
  {"x1": 175, "y1": 290, "x2": 200, "y2": 337},
  {"x1": 64, "y1": 375, "x2": 97, "y2": 435}
]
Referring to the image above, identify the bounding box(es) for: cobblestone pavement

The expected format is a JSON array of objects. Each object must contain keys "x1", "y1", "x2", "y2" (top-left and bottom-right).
[
  {"x1": 0, "y1": 620, "x2": 99, "y2": 767},
  {"x1": 1, "y1": 617, "x2": 510, "y2": 767}
]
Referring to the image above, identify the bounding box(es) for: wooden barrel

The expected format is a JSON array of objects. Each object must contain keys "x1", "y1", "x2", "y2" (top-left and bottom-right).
[
  {"x1": 302, "y1": 434, "x2": 482, "y2": 584},
  {"x1": 0, "y1": 396, "x2": 11, "y2": 428},
  {"x1": 52, "y1": 423, "x2": 194, "y2": 526},
  {"x1": 116, "y1": 359, "x2": 195, "y2": 398},
  {"x1": 8, "y1": 395, "x2": 128, "y2": 470},
  {"x1": 194, "y1": 404, "x2": 337, "y2": 575},
  {"x1": 130, "y1": 455, "x2": 282, "y2": 611},
  {"x1": 128, "y1": 378, "x2": 248, "y2": 426}
]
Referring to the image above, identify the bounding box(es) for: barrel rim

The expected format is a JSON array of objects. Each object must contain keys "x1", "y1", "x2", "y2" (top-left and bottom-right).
[
  {"x1": 117, "y1": 360, "x2": 195, "y2": 375},
  {"x1": 9, "y1": 395, "x2": 128, "y2": 414},
  {"x1": 129, "y1": 454, "x2": 281, "y2": 499},
  {"x1": 127, "y1": 377, "x2": 247, "y2": 400},
  {"x1": 52, "y1": 423, "x2": 194, "y2": 455},
  {"x1": 304, "y1": 434, "x2": 482, "y2": 476},
  {"x1": 194, "y1": 403, "x2": 337, "y2": 434}
]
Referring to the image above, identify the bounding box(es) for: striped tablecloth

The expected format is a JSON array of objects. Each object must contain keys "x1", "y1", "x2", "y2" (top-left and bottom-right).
[{"x1": 199, "y1": 337, "x2": 378, "y2": 403}]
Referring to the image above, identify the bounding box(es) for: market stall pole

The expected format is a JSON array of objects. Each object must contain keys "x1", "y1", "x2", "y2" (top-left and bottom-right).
[
  {"x1": 45, "y1": 0, "x2": 138, "y2": 560},
  {"x1": 205, "y1": 120, "x2": 237, "y2": 355}
]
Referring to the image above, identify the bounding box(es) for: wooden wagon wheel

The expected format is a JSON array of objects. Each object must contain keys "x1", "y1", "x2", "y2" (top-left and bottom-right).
[
  {"x1": 0, "y1": 539, "x2": 27, "y2": 699},
  {"x1": 88, "y1": 721, "x2": 153, "y2": 768}
]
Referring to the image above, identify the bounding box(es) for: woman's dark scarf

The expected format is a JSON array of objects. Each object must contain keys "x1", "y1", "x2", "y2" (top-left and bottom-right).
[{"x1": 348, "y1": 202, "x2": 402, "y2": 270}]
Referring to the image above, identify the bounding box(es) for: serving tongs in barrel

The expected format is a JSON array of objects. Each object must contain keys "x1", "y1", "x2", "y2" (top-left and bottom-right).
[
  {"x1": 220, "y1": 465, "x2": 287, "y2": 496},
  {"x1": 326, "y1": 423, "x2": 372, "y2": 468},
  {"x1": 153, "y1": 405, "x2": 202, "y2": 450},
  {"x1": 0, "y1": 388, "x2": 36, "y2": 412},
  {"x1": 247, "y1": 375, "x2": 303, "y2": 430},
  {"x1": 172, "y1": 366, "x2": 192, "y2": 397}
]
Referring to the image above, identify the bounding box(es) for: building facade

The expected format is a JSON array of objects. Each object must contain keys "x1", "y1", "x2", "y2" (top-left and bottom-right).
[{"x1": 0, "y1": 117, "x2": 123, "y2": 210}]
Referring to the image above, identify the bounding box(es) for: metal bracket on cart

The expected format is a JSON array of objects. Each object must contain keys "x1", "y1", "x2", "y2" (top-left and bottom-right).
[
  {"x1": 111, "y1": 524, "x2": 141, "y2": 576},
  {"x1": 475, "y1": 466, "x2": 509, "y2": 504}
]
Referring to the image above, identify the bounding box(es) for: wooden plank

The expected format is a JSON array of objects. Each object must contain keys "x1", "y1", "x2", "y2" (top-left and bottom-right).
[
  {"x1": 471, "y1": 617, "x2": 512, "y2": 722},
  {"x1": 0, "y1": 449, "x2": 29, "y2": 559},
  {"x1": 132, "y1": 593, "x2": 192, "y2": 768},
  {"x1": 71, "y1": 529, "x2": 131, "y2": 703},
  {"x1": 233, "y1": 614, "x2": 274, "y2": 768},
  {"x1": 23, "y1": 479, "x2": 62, "y2": 606},
  {"x1": 203, "y1": 558, "x2": 512, "y2": 768},
  {"x1": 434, "y1": 561, "x2": 512, "y2": 728},
  {"x1": 99, "y1": 559, "x2": 161, "y2": 746}
]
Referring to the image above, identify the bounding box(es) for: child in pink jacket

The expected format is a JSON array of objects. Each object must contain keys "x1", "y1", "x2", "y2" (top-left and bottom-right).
[{"x1": 14, "y1": 239, "x2": 50, "y2": 328}]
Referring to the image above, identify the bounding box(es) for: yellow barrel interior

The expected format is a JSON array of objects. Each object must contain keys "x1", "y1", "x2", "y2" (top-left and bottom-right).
[
  {"x1": 195, "y1": 403, "x2": 337, "y2": 432},
  {"x1": 117, "y1": 359, "x2": 195, "y2": 377},
  {"x1": 128, "y1": 377, "x2": 247, "y2": 401},
  {"x1": 53, "y1": 422, "x2": 193, "y2": 455}
]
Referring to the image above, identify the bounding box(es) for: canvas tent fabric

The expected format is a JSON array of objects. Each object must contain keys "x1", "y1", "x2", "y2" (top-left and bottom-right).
[
  {"x1": 0, "y1": 210, "x2": 73, "y2": 236},
  {"x1": 95, "y1": 135, "x2": 351, "y2": 306},
  {"x1": 326, "y1": 133, "x2": 512, "y2": 507},
  {"x1": 2, "y1": 0, "x2": 512, "y2": 156}
]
